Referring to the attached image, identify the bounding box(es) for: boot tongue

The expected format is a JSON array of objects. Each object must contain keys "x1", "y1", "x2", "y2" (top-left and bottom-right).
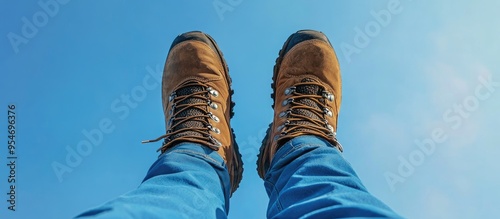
[
  {"x1": 290, "y1": 78, "x2": 323, "y2": 132},
  {"x1": 170, "y1": 85, "x2": 206, "y2": 139},
  {"x1": 295, "y1": 78, "x2": 321, "y2": 95}
]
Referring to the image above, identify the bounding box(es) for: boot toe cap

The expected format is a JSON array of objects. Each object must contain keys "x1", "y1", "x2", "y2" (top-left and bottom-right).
[
  {"x1": 284, "y1": 29, "x2": 333, "y2": 55},
  {"x1": 169, "y1": 31, "x2": 218, "y2": 54}
]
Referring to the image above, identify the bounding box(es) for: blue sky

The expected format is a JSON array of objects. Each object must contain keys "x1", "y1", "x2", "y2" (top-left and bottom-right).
[{"x1": 1, "y1": 0, "x2": 499, "y2": 218}]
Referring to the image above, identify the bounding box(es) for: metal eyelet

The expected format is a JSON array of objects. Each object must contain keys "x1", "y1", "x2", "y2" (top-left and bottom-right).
[
  {"x1": 326, "y1": 124, "x2": 334, "y2": 133},
  {"x1": 277, "y1": 124, "x2": 285, "y2": 131},
  {"x1": 209, "y1": 101, "x2": 218, "y2": 110},
  {"x1": 207, "y1": 87, "x2": 219, "y2": 97},
  {"x1": 208, "y1": 125, "x2": 220, "y2": 134},
  {"x1": 210, "y1": 136, "x2": 222, "y2": 147},
  {"x1": 214, "y1": 139, "x2": 222, "y2": 146},
  {"x1": 284, "y1": 87, "x2": 296, "y2": 95},
  {"x1": 322, "y1": 91, "x2": 334, "y2": 102},
  {"x1": 282, "y1": 98, "x2": 293, "y2": 106},
  {"x1": 324, "y1": 108, "x2": 333, "y2": 117},
  {"x1": 169, "y1": 103, "x2": 176, "y2": 115},
  {"x1": 273, "y1": 135, "x2": 280, "y2": 141},
  {"x1": 277, "y1": 121, "x2": 289, "y2": 131},
  {"x1": 208, "y1": 112, "x2": 220, "y2": 123},
  {"x1": 167, "y1": 117, "x2": 174, "y2": 127},
  {"x1": 169, "y1": 92, "x2": 176, "y2": 102},
  {"x1": 279, "y1": 110, "x2": 290, "y2": 118}
]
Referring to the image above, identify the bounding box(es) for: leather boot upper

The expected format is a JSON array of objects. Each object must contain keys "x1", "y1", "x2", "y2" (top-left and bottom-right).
[
  {"x1": 144, "y1": 31, "x2": 243, "y2": 194},
  {"x1": 257, "y1": 30, "x2": 343, "y2": 179}
]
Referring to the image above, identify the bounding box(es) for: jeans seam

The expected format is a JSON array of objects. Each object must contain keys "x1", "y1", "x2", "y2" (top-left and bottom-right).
[
  {"x1": 277, "y1": 142, "x2": 325, "y2": 163},
  {"x1": 265, "y1": 179, "x2": 283, "y2": 211},
  {"x1": 170, "y1": 149, "x2": 222, "y2": 166},
  {"x1": 266, "y1": 142, "x2": 326, "y2": 181}
]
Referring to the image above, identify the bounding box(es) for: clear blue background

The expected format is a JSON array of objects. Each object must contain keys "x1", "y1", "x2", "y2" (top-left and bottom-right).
[{"x1": 1, "y1": 0, "x2": 499, "y2": 218}]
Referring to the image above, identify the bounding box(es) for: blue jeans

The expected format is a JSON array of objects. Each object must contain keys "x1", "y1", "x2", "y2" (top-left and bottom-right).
[{"x1": 76, "y1": 136, "x2": 401, "y2": 218}]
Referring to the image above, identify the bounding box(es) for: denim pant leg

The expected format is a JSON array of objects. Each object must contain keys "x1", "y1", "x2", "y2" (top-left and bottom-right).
[
  {"x1": 264, "y1": 136, "x2": 401, "y2": 218},
  {"x1": 76, "y1": 143, "x2": 230, "y2": 219}
]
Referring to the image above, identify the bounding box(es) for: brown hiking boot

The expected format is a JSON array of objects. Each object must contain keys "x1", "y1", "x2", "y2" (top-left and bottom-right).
[
  {"x1": 143, "y1": 31, "x2": 243, "y2": 194},
  {"x1": 257, "y1": 30, "x2": 343, "y2": 179}
]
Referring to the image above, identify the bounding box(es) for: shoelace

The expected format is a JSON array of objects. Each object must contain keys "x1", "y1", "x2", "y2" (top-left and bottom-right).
[
  {"x1": 278, "y1": 81, "x2": 343, "y2": 151},
  {"x1": 142, "y1": 82, "x2": 222, "y2": 153}
]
